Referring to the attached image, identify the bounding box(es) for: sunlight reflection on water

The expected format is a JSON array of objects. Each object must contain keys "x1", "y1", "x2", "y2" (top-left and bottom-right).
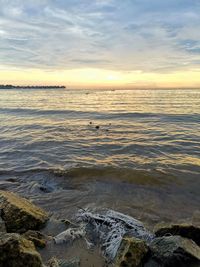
[{"x1": 0, "y1": 88, "x2": 199, "y2": 225}]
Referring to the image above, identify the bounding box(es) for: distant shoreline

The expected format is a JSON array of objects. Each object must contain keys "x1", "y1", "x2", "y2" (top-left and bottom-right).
[
  {"x1": 0, "y1": 85, "x2": 200, "y2": 90},
  {"x1": 0, "y1": 85, "x2": 66, "y2": 89}
]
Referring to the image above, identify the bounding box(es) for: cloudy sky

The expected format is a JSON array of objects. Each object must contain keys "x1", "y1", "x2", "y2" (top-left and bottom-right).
[{"x1": 0, "y1": 0, "x2": 200, "y2": 88}]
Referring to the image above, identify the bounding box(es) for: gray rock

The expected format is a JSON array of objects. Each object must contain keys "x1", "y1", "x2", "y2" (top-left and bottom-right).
[
  {"x1": 0, "y1": 233, "x2": 43, "y2": 267},
  {"x1": 154, "y1": 223, "x2": 200, "y2": 246},
  {"x1": 22, "y1": 230, "x2": 50, "y2": 248},
  {"x1": 0, "y1": 190, "x2": 49, "y2": 233},
  {"x1": 150, "y1": 236, "x2": 200, "y2": 266},
  {"x1": 114, "y1": 237, "x2": 149, "y2": 267}
]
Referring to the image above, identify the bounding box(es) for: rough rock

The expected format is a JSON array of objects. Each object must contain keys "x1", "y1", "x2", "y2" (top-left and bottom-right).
[
  {"x1": 0, "y1": 190, "x2": 48, "y2": 233},
  {"x1": 115, "y1": 237, "x2": 149, "y2": 267},
  {"x1": 150, "y1": 236, "x2": 200, "y2": 266},
  {"x1": 154, "y1": 223, "x2": 200, "y2": 246},
  {"x1": 0, "y1": 233, "x2": 43, "y2": 267},
  {"x1": 0, "y1": 211, "x2": 6, "y2": 233},
  {"x1": 48, "y1": 257, "x2": 80, "y2": 267},
  {"x1": 22, "y1": 230, "x2": 50, "y2": 248}
]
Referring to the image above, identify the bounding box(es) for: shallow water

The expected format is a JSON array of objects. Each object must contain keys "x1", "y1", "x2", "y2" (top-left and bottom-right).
[{"x1": 0, "y1": 88, "x2": 200, "y2": 229}]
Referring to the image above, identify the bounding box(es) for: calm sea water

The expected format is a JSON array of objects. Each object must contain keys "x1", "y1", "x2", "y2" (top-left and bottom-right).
[{"x1": 0, "y1": 89, "x2": 200, "y2": 226}]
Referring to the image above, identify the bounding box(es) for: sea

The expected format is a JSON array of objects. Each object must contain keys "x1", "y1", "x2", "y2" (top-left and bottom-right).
[{"x1": 0, "y1": 88, "x2": 200, "y2": 228}]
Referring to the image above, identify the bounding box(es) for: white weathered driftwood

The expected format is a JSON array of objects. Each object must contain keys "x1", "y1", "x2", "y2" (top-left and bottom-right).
[
  {"x1": 53, "y1": 209, "x2": 153, "y2": 261},
  {"x1": 53, "y1": 227, "x2": 86, "y2": 244},
  {"x1": 76, "y1": 209, "x2": 154, "y2": 261}
]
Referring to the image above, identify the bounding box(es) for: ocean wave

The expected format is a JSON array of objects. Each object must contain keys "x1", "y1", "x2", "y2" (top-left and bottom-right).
[
  {"x1": 0, "y1": 166, "x2": 177, "y2": 187},
  {"x1": 56, "y1": 166, "x2": 179, "y2": 186},
  {"x1": 0, "y1": 107, "x2": 199, "y2": 122}
]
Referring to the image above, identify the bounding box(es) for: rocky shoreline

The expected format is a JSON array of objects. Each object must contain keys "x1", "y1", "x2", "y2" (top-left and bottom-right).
[{"x1": 0, "y1": 190, "x2": 200, "y2": 267}]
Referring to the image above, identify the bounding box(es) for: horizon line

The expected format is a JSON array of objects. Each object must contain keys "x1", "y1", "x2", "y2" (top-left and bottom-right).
[{"x1": 1, "y1": 84, "x2": 200, "y2": 90}]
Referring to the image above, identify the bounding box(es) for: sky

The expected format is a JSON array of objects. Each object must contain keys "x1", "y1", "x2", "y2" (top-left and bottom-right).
[{"x1": 0, "y1": 0, "x2": 200, "y2": 88}]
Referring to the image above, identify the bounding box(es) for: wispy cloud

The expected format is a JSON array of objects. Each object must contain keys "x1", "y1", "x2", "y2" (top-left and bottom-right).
[{"x1": 0, "y1": 0, "x2": 200, "y2": 72}]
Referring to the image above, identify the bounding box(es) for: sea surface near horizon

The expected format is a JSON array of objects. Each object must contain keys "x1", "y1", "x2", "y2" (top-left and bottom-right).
[{"x1": 0, "y1": 88, "x2": 200, "y2": 226}]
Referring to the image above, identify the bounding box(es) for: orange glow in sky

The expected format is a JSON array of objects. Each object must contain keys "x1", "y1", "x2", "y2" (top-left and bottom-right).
[
  {"x1": 0, "y1": 67, "x2": 200, "y2": 89},
  {"x1": 1, "y1": 1, "x2": 200, "y2": 88}
]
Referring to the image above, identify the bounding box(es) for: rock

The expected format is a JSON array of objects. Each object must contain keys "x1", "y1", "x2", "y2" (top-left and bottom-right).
[
  {"x1": 0, "y1": 219, "x2": 6, "y2": 233},
  {"x1": 48, "y1": 257, "x2": 80, "y2": 267},
  {"x1": 22, "y1": 230, "x2": 49, "y2": 248},
  {"x1": 0, "y1": 211, "x2": 6, "y2": 233},
  {"x1": 154, "y1": 223, "x2": 200, "y2": 246},
  {"x1": 150, "y1": 236, "x2": 200, "y2": 266},
  {"x1": 0, "y1": 233, "x2": 43, "y2": 267},
  {"x1": 115, "y1": 237, "x2": 149, "y2": 267},
  {"x1": 0, "y1": 190, "x2": 48, "y2": 233}
]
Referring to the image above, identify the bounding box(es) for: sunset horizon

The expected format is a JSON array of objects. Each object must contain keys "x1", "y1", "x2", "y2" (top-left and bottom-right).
[
  {"x1": 0, "y1": 1, "x2": 200, "y2": 267},
  {"x1": 1, "y1": 67, "x2": 200, "y2": 89}
]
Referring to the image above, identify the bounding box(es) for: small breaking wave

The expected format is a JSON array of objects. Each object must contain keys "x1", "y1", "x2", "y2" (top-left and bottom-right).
[
  {"x1": 0, "y1": 107, "x2": 199, "y2": 122},
  {"x1": 52, "y1": 166, "x2": 176, "y2": 186},
  {"x1": 0, "y1": 166, "x2": 177, "y2": 192}
]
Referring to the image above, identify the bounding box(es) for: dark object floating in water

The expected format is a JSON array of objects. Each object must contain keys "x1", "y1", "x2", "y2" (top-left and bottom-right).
[
  {"x1": 89, "y1": 122, "x2": 92, "y2": 125},
  {"x1": 39, "y1": 185, "x2": 54, "y2": 193},
  {"x1": 0, "y1": 84, "x2": 66, "y2": 89},
  {"x1": 95, "y1": 126, "x2": 100, "y2": 129}
]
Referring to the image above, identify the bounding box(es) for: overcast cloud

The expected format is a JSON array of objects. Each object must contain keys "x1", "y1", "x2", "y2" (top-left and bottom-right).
[{"x1": 0, "y1": 0, "x2": 200, "y2": 72}]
